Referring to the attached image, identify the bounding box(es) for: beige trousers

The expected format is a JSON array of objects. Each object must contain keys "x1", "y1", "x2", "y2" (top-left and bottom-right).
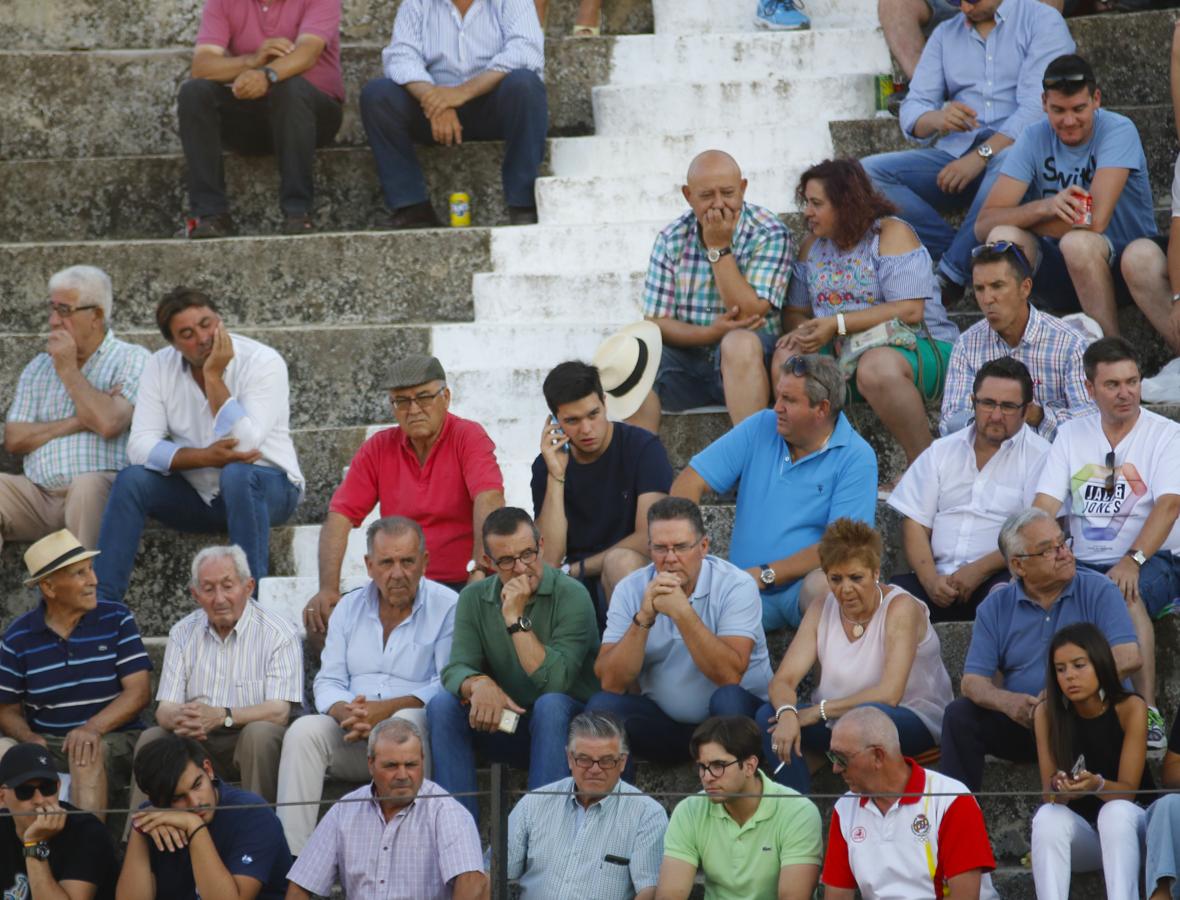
[{"x1": 0, "y1": 471, "x2": 115, "y2": 552}]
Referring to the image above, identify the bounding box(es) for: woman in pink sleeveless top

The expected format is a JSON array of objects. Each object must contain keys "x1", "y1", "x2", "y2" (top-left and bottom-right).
[{"x1": 756, "y1": 518, "x2": 954, "y2": 793}]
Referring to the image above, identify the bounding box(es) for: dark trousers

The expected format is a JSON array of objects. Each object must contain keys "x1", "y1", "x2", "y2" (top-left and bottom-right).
[
  {"x1": 939, "y1": 696, "x2": 1038, "y2": 791},
  {"x1": 889, "y1": 571, "x2": 1011, "y2": 623},
  {"x1": 359, "y1": 69, "x2": 548, "y2": 210},
  {"x1": 177, "y1": 75, "x2": 343, "y2": 217}
]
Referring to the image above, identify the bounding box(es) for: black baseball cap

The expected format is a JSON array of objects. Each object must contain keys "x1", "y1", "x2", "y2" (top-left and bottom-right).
[{"x1": 0, "y1": 744, "x2": 59, "y2": 788}]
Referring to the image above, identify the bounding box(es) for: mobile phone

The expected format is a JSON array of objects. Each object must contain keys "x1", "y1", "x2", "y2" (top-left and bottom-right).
[
  {"x1": 549, "y1": 415, "x2": 569, "y2": 453},
  {"x1": 1070, "y1": 754, "x2": 1086, "y2": 780},
  {"x1": 498, "y1": 709, "x2": 520, "y2": 734}
]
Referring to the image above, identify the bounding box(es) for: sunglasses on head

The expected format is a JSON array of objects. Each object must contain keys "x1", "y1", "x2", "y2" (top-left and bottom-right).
[
  {"x1": 783, "y1": 355, "x2": 810, "y2": 377},
  {"x1": 12, "y1": 779, "x2": 59, "y2": 802},
  {"x1": 971, "y1": 240, "x2": 1032, "y2": 278},
  {"x1": 945, "y1": 0, "x2": 982, "y2": 6},
  {"x1": 1043, "y1": 72, "x2": 1090, "y2": 91}
]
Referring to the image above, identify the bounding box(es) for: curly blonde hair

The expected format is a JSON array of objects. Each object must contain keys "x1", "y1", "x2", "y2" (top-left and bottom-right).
[{"x1": 817, "y1": 518, "x2": 882, "y2": 573}]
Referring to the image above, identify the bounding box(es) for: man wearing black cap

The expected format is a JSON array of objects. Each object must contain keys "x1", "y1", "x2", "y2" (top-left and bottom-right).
[
  {"x1": 303, "y1": 353, "x2": 504, "y2": 640},
  {"x1": 0, "y1": 742, "x2": 117, "y2": 899}
]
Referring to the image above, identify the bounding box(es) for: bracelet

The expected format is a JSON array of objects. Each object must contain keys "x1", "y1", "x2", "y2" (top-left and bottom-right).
[
  {"x1": 188, "y1": 823, "x2": 208, "y2": 840},
  {"x1": 22, "y1": 840, "x2": 40, "y2": 848},
  {"x1": 577, "y1": 559, "x2": 585, "y2": 580},
  {"x1": 632, "y1": 612, "x2": 654, "y2": 630},
  {"x1": 836, "y1": 312, "x2": 847, "y2": 337},
  {"x1": 774, "y1": 704, "x2": 798, "y2": 721},
  {"x1": 819, "y1": 699, "x2": 828, "y2": 722},
  {"x1": 550, "y1": 473, "x2": 565, "y2": 484},
  {"x1": 1094, "y1": 775, "x2": 1105, "y2": 794}
]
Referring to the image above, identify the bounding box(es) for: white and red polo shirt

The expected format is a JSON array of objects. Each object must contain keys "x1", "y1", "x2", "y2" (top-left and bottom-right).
[{"x1": 822, "y1": 760, "x2": 998, "y2": 899}]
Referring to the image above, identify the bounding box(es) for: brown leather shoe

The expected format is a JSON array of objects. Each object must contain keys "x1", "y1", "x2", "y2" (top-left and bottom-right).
[{"x1": 387, "y1": 203, "x2": 442, "y2": 230}]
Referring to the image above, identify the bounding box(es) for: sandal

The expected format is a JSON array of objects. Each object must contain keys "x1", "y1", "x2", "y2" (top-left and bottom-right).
[{"x1": 571, "y1": 11, "x2": 603, "y2": 37}]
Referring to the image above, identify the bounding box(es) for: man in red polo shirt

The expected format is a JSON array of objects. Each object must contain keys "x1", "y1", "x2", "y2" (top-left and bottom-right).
[
  {"x1": 178, "y1": 0, "x2": 345, "y2": 237},
  {"x1": 823, "y1": 706, "x2": 999, "y2": 900},
  {"x1": 303, "y1": 354, "x2": 504, "y2": 640}
]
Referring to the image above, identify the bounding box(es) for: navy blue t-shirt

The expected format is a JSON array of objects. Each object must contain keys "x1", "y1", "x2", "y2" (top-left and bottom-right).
[
  {"x1": 531, "y1": 422, "x2": 674, "y2": 561},
  {"x1": 147, "y1": 784, "x2": 291, "y2": 898}
]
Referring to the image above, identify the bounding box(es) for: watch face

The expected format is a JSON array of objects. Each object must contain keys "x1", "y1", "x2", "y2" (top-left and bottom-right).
[
  {"x1": 519, "y1": 616, "x2": 532, "y2": 631},
  {"x1": 760, "y1": 568, "x2": 775, "y2": 585},
  {"x1": 707, "y1": 249, "x2": 720, "y2": 263}
]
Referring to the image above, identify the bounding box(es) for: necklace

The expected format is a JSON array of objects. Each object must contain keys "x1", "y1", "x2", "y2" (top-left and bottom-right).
[{"x1": 840, "y1": 584, "x2": 882, "y2": 639}]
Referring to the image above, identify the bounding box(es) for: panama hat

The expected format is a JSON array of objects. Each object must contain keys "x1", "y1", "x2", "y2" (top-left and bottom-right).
[
  {"x1": 591, "y1": 322, "x2": 663, "y2": 421},
  {"x1": 23, "y1": 529, "x2": 100, "y2": 587}
]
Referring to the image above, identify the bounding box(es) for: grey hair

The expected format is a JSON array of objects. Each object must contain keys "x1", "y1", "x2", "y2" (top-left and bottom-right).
[
  {"x1": 998, "y1": 508, "x2": 1052, "y2": 562},
  {"x1": 48, "y1": 265, "x2": 114, "y2": 320},
  {"x1": 366, "y1": 516, "x2": 426, "y2": 555},
  {"x1": 782, "y1": 353, "x2": 845, "y2": 418},
  {"x1": 833, "y1": 706, "x2": 901, "y2": 756},
  {"x1": 190, "y1": 544, "x2": 251, "y2": 588},
  {"x1": 566, "y1": 711, "x2": 629, "y2": 756},
  {"x1": 368, "y1": 716, "x2": 423, "y2": 758}
]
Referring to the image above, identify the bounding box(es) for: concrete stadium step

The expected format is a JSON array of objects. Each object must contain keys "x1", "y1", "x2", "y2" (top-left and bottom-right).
[
  {"x1": 472, "y1": 270, "x2": 644, "y2": 321},
  {"x1": 650, "y1": 0, "x2": 878, "y2": 33},
  {"x1": 432, "y1": 322, "x2": 619, "y2": 370},
  {"x1": 0, "y1": 230, "x2": 488, "y2": 331},
  {"x1": 0, "y1": 41, "x2": 604, "y2": 162},
  {"x1": 487, "y1": 221, "x2": 662, "y2": 274},
  {"x1": 1072, "y1": 8, "x2": 1180, "y2": 108},
  {"x1": 0, "y1": 325, "x2": 425, "y2": 430}
]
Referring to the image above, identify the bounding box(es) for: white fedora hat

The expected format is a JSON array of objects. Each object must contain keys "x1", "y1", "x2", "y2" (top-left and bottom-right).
[
  {"x1": 592, "y1": 322, "x2": 662, "y2": 421},
  {"x1": 23, "y1": 529, "x2": 100, "y2": 587}
]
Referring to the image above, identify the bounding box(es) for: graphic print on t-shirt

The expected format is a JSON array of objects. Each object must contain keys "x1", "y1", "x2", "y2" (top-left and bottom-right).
[
  {"x1": 3, "y1": 874, "x2": 29, "y2": 900},
  {"x1": 1038, "y1": 153, "x2": 1097, "y2": 196},
  {"x1": 1071, "y1": 461, "x2": 1146, "y2": 541}
]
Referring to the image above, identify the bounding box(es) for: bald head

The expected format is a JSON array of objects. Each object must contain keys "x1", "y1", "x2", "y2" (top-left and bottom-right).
[
  {"x1": 682, "y1": 150, "x2": 747, "y2": 227},
  {"x1": 685, "y1": 150, "x2": 742, "y2": 186},
  {"x1": 831, "y1": 706, "x2": 901, "y2": 756}
]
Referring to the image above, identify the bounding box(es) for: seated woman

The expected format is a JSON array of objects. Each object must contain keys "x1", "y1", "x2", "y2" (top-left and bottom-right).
[
  {"x1": 1031, "y1": 623, "x2": 1153, "y2": 900},
  {"x1": 774, "y1": 158, "x2": 959, "y2": 470},
  {"x1": 1146, "y1": 709, "x2": 1180, "y2": 900},
  {"x1": 757, "y1": 518, "x2": 953, "y2": 794}
]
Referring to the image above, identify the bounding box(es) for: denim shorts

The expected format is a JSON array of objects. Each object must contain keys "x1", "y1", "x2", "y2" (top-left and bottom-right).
[
  {"x1": 653, "y1": 331, "x2": 778, "y2": 411},
  {"x1": 1030, "y1": 232, "x2": 1147, "y2": 314}
]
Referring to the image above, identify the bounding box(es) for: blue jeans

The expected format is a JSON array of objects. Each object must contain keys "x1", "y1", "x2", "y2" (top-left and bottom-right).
[
  {"x1": 94, "y1": 463, "x2": 301, "y2": 602},
  {"x1": 1078, "y1": 553, "x2": 1180, "y2": 619},
  {"x1": 359, "y1": 69, "x2": 548, "y2": 211},
  {"x1": 758, "y1": 701, "x2": 935, "y2": 794},
  {"x1": 861, "y1": 143, "x2": 1008, "y2": 286},
  {"x1": 761, "y1": 579, "x2": 805, "y2": 632},
  {"x1": 584, "y1": 686, "x2": 764, "y2": 781},
  {"x1": 426, "y1": 690, "x2": 583, "y2": 822},
  {"x1": 1147, "y1": 794, "x2": 1180, "y2": 898}
]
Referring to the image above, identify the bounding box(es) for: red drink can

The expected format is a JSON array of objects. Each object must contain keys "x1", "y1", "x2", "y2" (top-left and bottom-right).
[{"x1": 1073, "y1": 191, "x2": 1093, "y2": 228}]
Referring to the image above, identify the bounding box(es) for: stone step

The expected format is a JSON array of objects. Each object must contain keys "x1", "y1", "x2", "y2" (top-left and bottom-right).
[
  {"x1": 472, "y1": 270, "x2": 645, "y2": 321},
  {"x1": 0, "y1": 229, "x2": 488, "y2": 330},
  {"x1": 0, "y1": 40, "x2": 604, "y2": 162},
  {"x1": 650, "y1": 0, "x2": 878, "y2": 33},
  {"x1": 432, "y1": 321, "x2": 618, "y2": 370},
  {"x1": 487, "y1": 221, "x2": 663, "y2": 273},
  {"x1": 0, "y1": 325, "x2": 426, "y2": 430},
  {"x1": 1071, "y1": 8, "x2": 1180, "y2": 108}
]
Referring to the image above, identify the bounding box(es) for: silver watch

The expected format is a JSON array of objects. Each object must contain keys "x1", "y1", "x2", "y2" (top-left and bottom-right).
[
  {"x1": 706, "y1": 247, "x2": 732, "y2": 264},
  {"x1": 976, "y1": 144, "x2": 994, "y2": 162}
]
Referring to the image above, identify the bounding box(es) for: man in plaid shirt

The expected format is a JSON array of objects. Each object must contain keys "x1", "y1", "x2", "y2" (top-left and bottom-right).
[
  {"x1": 2, "y1": 265, "x2": 148, "y2": 553},
  {"x1": 629, "y1": 150, "x2": 793, "y2": 433}
]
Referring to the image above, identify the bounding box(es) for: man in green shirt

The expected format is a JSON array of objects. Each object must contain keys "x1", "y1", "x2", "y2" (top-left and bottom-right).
[
  {"x1": 427, "y1": 506, "x2": 600, "y2": 820},
  {"x1": 656, "y1": 716, "x2": 822, "y2": 900}
]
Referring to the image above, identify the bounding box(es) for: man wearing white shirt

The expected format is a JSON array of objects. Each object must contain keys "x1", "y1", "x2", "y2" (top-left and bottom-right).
[
  {"x1": 276, "y1": 516, "x2": 457, "y2": 854},
  {"x1": 1034, "y1": 336, "x2": 1180, "y2": 750},
  {"x1": 95, "y1": 287, "x2": 303, "y2": 602},
  {"x1": 359, "y1": 0, "x2": 547, "y2": 228},
  {"x1": 889, "y1": 357, "x2": 1050, "y2": 621}
]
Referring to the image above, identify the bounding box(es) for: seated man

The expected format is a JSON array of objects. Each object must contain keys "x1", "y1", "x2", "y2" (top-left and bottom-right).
[
  {"x1": 586, "y1": 497, "x2": 773, "y2": 767},
  {"x1": 890, "y1": 357, "x2": 1050, "y2": 621},
  {"x1": 533, "y1": 357, "x2": 673, "y2": 616},
  {"x1": 276, "y1": 516, "x2": 457, "y2": 855},
  {"x1": 863, "y1": 0, "x2": 1074, "y2": 306},
  {"x1": 128, "y1": 544, "x2": 302, "y2": 819},
  {"x1": 823, "y1": 707, "x2": 999, "y2": 899},
  {"x1": 303, "y1": 353, "x2": 503, "y2": 637},
  {"x1": 672, "y1": 353, "x2": 877, "y2": 631},
  {"x1": 939, "y1": 240, "x2": 1093, "y2": 440},
  {"x1": 655, "y1": 716, "x2": 822, "y2": 900},
  {"x1": 939, "y1": 508, "x2": 1141, "y2": 791},
  {"x1": 427, "y1": 507, "x2": 600, "y2": 821},
  {"x1": 118, "y1": 734, "x2": 291, "y2": 899},
  {"x1": 0, "y1": 530, "x2": 151, "y2": 820},
  {"x1": 977, "y1": 54, "x2": 1158, "y2": 337},
  {"x1": 1034, "y1": 337, "x2": 1180, "y2": 751},
  {"x1": 3, "y1": 265, "x2": 148, "y2": 552},
  {"x1": 359, "y1": 0, "x2": 546, "y2": 228},
  {"x1": 629, "y1": 150, "x2": 792, "y2": 433},
  {"x1": 287, "y1": 718, "x2": 486, "y2": 899},
  {"x1": 0, "y1": 742, "x2": 118, "y2": 899},
  {"x1": 96, "y1": 288, "x2": 304, "y2": 601},
  {"x1": 178, "y1": 0, "x2": 344, "y2": 236},
  {"x1": 507, "y1": 711, "x2": 668, "y2": 900}
]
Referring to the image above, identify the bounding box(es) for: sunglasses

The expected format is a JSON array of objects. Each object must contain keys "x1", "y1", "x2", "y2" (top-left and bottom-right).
[
  {"x1": 971, "y1": 240, "x2": 1032, "y2": 278},
  {"x1": 12, "y1": 779, "x2": 59, "y2": 802},
  {"x1": 1043, "y1": 72, "x2": 1090, "y2": 91},
  {"x1": 783, "y1": 355, "x2": 810, "y2": 377},
  {"x1": 1105, "y1": 450, "x2": 1116, "y2": 497}
]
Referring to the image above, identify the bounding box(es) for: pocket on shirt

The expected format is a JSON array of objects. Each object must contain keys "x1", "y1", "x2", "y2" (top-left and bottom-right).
[
  {"x1": 595, "y1": 854, "x2": 634, "y2": 892},
  {"x1": 233, "y1": 679, "x2": 267, "y2": 707}
]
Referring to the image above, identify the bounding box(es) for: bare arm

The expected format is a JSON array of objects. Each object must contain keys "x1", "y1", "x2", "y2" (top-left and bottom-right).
[
  {"x1": 55, "y1": 364, "x2": 133, "y2": 439},
  {"x1": 24, "y1": 854, "x2": 95, "y2": 900},
  {"x1": 961, "y1": 673, "x2": 1038, "y2": 725},
  {"x1": 1113, "y1": 642, "x2": 1142, "y2": 679},
  {"x1": 778, "y1": 864, "x2": 820, "y2": 900},
  {"x1": 901, "y1": 518, "x2": 940, "y2": 594},
  {"x1": 0, "y1": 704, "x2": 43, "y2": 744},
  {"x1": 87, "y1": 670, "x2": 150, "y2": 735},
  {"x1": 451, "y1": 871, "x2": 490, "y2": 900},
  {"x1": 670, "y1": 466, "x2": 707, "y2": 501},
  {"x1": 711, "y1": 255, "x2": 772, "y2": 320},
  {"x1": 1126, "y1": 495, "x2": 1180, "y2": 558},
  {"x1": 1167, "y1": 217, "x2": 1180, "y2": 296},
  {"x1": 191, "y1": 33, "x2": 324, "y2": 83},
  {"x1": 650, "y1": 316, "x2": 727, "y2": 349},
  {"x1": 654, "y1": 858, "x2": 697, "y2": 900},
  {"x1": 470, "y1": 489, "x2": 505, "y2": 577},
  {"x1": 1172, "y1": 21, "x2": 1180, "y2": 141},
  {"x1": 4, "y1": 418, "x2": 85, "y2": 454},
  {"x1": 189, "y1": 826, "x2": 264, "y2": 900},
  {"x1": 1162, "y1": 750, "x2": 1180, "y2": 789},
  {"x1": 115, "y1": 830, "x2": 155, "y2": 900},
  {"x1": 755, "y1": 544, "x2": 822, "y2": 589},
  {"x1": 946, "y1": 870, "x2": 985, "y2": 900},
  {"x1": 823, "y1": 889, "x2": 856, "y2": 900},
  {"x1": 975, "y1": 175, "x2": 1050, "y2": 238},
  {"x1": 672, "y1": 612, "x2": 751, "y2": 686},
  {"x1": 284, "y1": 886, "x2": 312, "y2": 900},
  {"x1": 577, "y1": 491, "x2": 665, "y2": 578},
  {"x1": 595, "y1": 633, "x2": 649, "y2": 693}
]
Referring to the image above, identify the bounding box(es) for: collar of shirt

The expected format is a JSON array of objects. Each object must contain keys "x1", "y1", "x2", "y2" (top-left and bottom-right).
[
  {"x1": 955, "y1": 422, "x2": 1022, "y2": 456},
  {"x1": 1013, "y1": 572, "x2": 1076, "y2": 611},
  {"x1": 688, "y1": 557, "x2": 719, "y2": 607},
  {"x1": 563, "y1": 778, "x2": 621, "y2": 815},
  {"x1": 79, "y1": 329, "x2": 118, "y2": 377},
  {"x1": 394, "y1": 413, "x2": 454, "y2": 465},
  {"x1": 856, "y1": 759, "x2": 925, "y2": 809},
  {"x1": 29, "y1": 601, "x2": 100, "y2": 635},
  {"x1": 477, "y1": 564, "x2": 559, "y2": 606},
  {"x1": 784, "y1": 411, "x2": 851, "y2": 464},
  {"x1": 202, "y1": 599, "x2": 256, "y2": 643},
  {"x1": 707, "y1": 770, "x2": 781, "y2": 828},
  {"x1": 361, "y1": 580, "x2": 426, "y2": 630}
]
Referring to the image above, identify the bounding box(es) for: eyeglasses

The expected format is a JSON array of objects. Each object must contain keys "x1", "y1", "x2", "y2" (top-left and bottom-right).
[
  {"x1": 971, "y1": 241, "x2": 1032, "y2": 278},
  {"x1": 12, "y1": 780, "x2": 59, "y2": 802},
  {"x1": 649, "y1": 536, "x2": 704, "y2": 558},
  {"x1": 1013, "y1": 535, "x2": 1073, "y2": 560},
  {"x1": 571, "y1": 754, "x2": 622, "y2": 771},
  {"x1": 391, "y1": 385, "x2": 447, "y2": 412},
  {"x1": 783, "y1": 355, "x2": 810, "y2": 377},
  {"x1": 48, "y1": 303, "x2": 99, "y2": 319},
  {"x1": 1043, "y1": 72, "x2": 1090, "y2": 91},
  {"x1": 973, "y1": 397, "x2": 1028, "y2": 415},
  {"x1": 490, "y1": 547, "x2": 539, "y2": 571},
  {"x1": 696, "y1": 758, "x2": 742, "y2": 779},
  {"x1": 1105, "y1": 450, "x2": 1116, "y2": 497},
  {"x1": 825, "y1": 745, "x2": 879, "y2": 769}
]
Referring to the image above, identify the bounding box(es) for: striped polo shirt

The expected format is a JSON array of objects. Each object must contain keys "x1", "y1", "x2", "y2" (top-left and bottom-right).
[{"x1": 0, "y1": 601, "x2": 152, "y2": 734}]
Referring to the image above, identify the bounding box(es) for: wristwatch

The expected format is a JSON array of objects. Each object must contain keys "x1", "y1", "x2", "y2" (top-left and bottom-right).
[
  {"x1": 22, "y1": 842, "x2": 49, "y2": 861},
  {"x1": 759, "y1": 564, "x2": 776, "y2": 588},
  {"x1": 260, "y1": 65, "x2": 279, "y2": 84},
  {"x1": 1127, "y1": 549, "x2": 1148, "y2": 567},
  {"x1": 507, "y1": 616, "x2": 533, "y2": 635},
  {"x1": 706, "y1": 247, "x2": 732, "y2": 264},
  {"x1": 223, "y1": 707, "x2": 234, "y2": 729},
  {"x1": 976, "y1": 143, "x2": 994, "y2": 162}
]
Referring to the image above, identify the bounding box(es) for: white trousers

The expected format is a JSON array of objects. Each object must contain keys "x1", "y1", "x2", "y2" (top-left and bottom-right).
[
  {"x1": 275, "y1": 708, "x2": 430, "y2": 855},
  {"x1": 1031, "y1": 799, "x2": 1146, "y2": 900}
]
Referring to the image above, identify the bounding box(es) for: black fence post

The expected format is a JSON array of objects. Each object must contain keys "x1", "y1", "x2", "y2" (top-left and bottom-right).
[{"x1": 489, "y1": 762, "x2": 510, "y2": 900}]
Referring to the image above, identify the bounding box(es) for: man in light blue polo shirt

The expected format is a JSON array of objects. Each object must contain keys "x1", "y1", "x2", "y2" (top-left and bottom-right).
[
  {"x1": 586, "y1": 498, "x2": 773, "y2": 771},
  {"x1": 671, "y1": 353, "x2": 877, "y2": 631},
  {"x1": 939, "y1": 507, "x2": 1140, "y2": 791}
]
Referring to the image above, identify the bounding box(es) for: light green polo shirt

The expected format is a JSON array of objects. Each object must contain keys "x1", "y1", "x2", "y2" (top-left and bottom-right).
[{"x1": 663, "y1": 770, "x2": 822, "y2": 900}]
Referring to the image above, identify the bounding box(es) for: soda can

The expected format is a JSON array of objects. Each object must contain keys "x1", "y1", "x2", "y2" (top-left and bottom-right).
[
  {"x1": 1073, "y1": 191, "x2": 1093, "y2": 228},
  {"x1": 449, "y1": 192, "x2": 471, "y2": 227},
  {"x1": 874, "y1": 75, "x2": 895, "y2": 112}
]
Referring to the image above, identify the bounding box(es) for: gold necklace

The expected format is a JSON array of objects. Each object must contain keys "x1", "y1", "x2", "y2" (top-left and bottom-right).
[{"x1": 839, "y1": 585, "x2": 883, "y2": 639}]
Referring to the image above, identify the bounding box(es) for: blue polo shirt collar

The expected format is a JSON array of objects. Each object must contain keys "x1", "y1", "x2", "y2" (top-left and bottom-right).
[
  {"x1": 27, "y1": 602, "x2": 101, "y2": 635},
  {"x1": 1012, "y1": 573, "x2": 1076, "y2": 611},
  {"x1": 785, "y1": 412, "x2": 852, "y2": 465}
]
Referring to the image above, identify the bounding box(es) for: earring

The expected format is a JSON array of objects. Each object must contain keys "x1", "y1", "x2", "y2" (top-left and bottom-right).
[{"x1": 1098, "y1": 688, "x2": 1105, "y2": 702}]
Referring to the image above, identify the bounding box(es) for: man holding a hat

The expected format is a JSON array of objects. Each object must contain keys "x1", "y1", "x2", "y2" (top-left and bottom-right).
[
  {"x1": 0, "y1": 530, "x2": 152, "y2": 820},
  {"x1": 0, "y1": 742, "x2": 118, "y2": 899},
  {"x1": 304, "y1": 353, "x2": 504, "y2": 638},
  {"x1": 532, "y1": 345, "x2": 673, "y2": 624}
]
